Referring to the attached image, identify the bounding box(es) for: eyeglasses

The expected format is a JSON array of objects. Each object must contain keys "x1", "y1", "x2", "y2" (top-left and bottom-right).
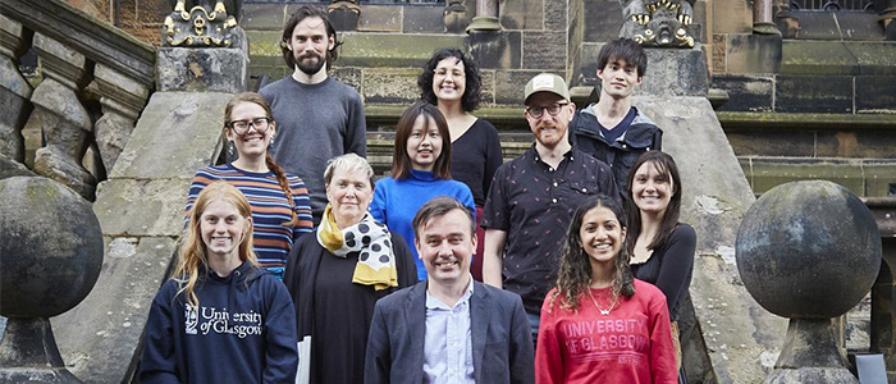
[
  {"x1": 226, "y1": 117, "x2": 272, "y2": 134},
  {"x1": 526, "y1": 102, "x2": 568, "y2": 119},
  {"x1": 434, "y1": 69, "x2": 465, "y2": 79}
]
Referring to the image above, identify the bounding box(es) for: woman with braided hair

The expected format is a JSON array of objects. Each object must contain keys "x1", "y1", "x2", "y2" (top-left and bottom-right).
[{"x1": 185, "y1": 92, "x2": 313, "y2": 281}]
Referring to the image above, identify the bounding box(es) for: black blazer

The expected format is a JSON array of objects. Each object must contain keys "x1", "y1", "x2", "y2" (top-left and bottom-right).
[{"x1": 364, "y1": 281, "x2": 535, "y2": 384}]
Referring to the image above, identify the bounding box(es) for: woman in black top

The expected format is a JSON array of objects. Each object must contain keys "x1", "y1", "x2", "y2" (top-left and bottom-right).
[
  {"x1": 418, "y1": 48, "x2": 503, "y2": 281},
  {"x1": 625, "y1": 151, "x2": 695, "y2": 383},
  {"x1": 284, "y1": 154, "x2": 417, "y2": 384}
]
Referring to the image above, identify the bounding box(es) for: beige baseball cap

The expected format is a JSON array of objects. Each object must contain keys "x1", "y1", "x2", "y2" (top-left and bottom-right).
[{"x1": 524, "y1": 73, "x2": 570, "y2": 104}]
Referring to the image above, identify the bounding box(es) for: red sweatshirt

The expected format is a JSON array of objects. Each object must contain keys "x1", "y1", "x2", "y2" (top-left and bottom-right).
[{"x1": 535, "y1": 279, "x2": 677, "y2": 384}]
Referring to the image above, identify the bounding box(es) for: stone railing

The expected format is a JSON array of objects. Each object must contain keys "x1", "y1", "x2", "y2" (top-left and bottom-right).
[{"x1": 0, "y1": 0, "x2": 154, "y2": 200}]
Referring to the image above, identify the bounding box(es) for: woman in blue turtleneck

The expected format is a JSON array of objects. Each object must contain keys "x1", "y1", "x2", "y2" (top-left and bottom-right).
[{"x1": 370, "y1": 102, "x2": 475, "y2": 281}]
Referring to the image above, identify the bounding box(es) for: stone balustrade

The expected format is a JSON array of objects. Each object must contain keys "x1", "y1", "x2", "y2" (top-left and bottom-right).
[{"x1": 0, "y1": 0, "x2": 154, "y2": 200}]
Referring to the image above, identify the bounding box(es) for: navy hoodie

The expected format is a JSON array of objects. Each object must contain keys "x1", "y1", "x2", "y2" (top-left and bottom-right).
[{"x1": 139, "y1": 262, "x2": 298, "y2": 383}]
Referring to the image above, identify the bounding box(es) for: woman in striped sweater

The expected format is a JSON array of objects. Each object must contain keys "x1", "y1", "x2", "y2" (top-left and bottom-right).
[{"x1": 185, "y1": 92, "x2": 313, "y2": 280}]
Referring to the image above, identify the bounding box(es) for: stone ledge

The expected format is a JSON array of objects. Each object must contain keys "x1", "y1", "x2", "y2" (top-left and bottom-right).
[
  {"x1": 781, "y1": 41, "x2": 896, "y2": 76},
  {"x1": 717, "y1": 111, "x2": 896, "y2": 131},
  {"x1": 739, "y1": 156, "x2": 896, "y2": 197}
]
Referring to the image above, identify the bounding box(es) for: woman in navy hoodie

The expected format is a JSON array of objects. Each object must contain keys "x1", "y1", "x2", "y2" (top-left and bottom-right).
[{"x1": 140, "y1": 181, "x2": 298, "y2": 383}]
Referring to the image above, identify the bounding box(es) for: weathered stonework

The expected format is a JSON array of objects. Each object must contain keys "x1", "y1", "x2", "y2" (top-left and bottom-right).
[
  {"x1": 110, "y1": 92, "x2": 232, "y2": 179},
  {"x1": 362, "y1": 68, "x2": 420, "y2": 104},
  {"x1": 723, "y1": 33, "x2": 781, "y2": 74},
  {"x1": 157, "y1": 43, "x2": 249, "y2": 92},
  {"x1": 27, "y1": 77, "x2": 95, "y2": 199},
  {"x1": 522, "y1": 31, "x2": 566, "y2": 70},
  {"x1": 636, "y1": 96, "x2": 787, "y2": 383},
  {"x1": 712, "y1": 75, "x2": 774, "y2": 112},
  {"x1": 90, "y1": 64, "x2": 151, "y2": 172},
  {"x1": 582, "y1": 0, "x2": 625, "y2": 42},
  {"x1": 775, "y1": 75, "x2": 852, "y2": 114},
  {"x1": 55, "y1": 236, "x2": 177, "y2": 384},
  {"x1": 499, "y1": 0, "x2": 544, "y2": 30},
  {"x1": 0, "y1": 15, "x2": 32, "y2": 163}
]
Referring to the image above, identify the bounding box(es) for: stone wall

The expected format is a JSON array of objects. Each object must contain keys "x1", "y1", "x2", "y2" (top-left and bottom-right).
[
  {"x1": 64, "y1": 0, "x2": 167, "y2": 46},
  {"x1": 244, "y1": 1, "x2": 571, "y2": 109}
]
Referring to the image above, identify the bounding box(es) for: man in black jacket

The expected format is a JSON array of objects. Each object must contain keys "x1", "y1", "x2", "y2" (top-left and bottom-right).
[{"x1": 570, "y1": 38, "x2": 663, "y2": 191}]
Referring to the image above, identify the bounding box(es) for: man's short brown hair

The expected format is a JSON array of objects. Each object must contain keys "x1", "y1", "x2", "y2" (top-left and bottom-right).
[{"x1": 412, "y1": 197, "x2": 475, "y2": 240}]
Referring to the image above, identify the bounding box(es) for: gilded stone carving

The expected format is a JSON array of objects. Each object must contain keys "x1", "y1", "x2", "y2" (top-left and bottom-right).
[
  {"x1": 163, "y1": 1, "x2": 240, "y2": 47},
  {"x1": 620, "y1": 0, "x2": 696, "y2": 48}
]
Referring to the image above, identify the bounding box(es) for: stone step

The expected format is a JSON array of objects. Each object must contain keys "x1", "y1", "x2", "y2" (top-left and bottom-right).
[{"x1": 739, "y1": 156, "x2": 896, "y2": 197}]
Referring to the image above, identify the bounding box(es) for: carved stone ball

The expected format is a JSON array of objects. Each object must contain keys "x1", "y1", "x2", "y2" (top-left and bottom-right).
[
  {"x1": 736, "y1": 180, "x2": 881, "y2": 319},
  {"x1": 0, "y1": 176, "x2": 103, "y2": 318}
]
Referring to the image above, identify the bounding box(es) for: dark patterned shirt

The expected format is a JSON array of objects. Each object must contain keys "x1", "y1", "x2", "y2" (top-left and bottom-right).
[{"x1": 482, "y1": 146, "x2": 618, "y2": 315}]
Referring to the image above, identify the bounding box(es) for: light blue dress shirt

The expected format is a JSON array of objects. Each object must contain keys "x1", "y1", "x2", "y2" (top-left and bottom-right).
[{"x1": 423, "y1": 278, "x2": 476, "y2": 384}]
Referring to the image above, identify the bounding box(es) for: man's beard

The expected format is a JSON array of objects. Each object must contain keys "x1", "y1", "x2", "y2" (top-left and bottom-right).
[{"x1": 295, "y1": 52, "x2": 326, "y2": 76}]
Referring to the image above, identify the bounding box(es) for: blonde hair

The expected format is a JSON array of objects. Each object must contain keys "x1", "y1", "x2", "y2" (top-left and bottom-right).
[
  {"x1": 173, "y1": 182, "x2": 259, "y2": 307},
  {"x1": 323, "y1": 153, "x2": 375, "y2": 188}
]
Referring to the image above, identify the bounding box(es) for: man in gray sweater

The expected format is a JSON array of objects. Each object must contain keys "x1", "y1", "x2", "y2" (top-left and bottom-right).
[{"x1": 261, "y1": 5, "x2": 367, "y2": 225}]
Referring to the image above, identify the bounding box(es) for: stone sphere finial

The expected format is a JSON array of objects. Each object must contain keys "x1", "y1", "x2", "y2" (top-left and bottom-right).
[
  {"x1": 0, "y1": 176, "x2": 103, "y2": 383},
  {"x1": 0, "y1": 176, "x2": 103, "y2": 317},
  {"x1": 736, "y1": 180, "x2": 880, "y2": 318},
  {"x1": 736, "y1": 180, "x2": 881, "y2": 383}
]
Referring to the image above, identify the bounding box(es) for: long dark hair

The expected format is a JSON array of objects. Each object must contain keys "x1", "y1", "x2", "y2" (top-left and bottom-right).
[
  {"x1": 224, "y1": 92, "x2": 300, "y2": 226},
  {"x1": 417, "y1": 48, "x2": 482, "y2": 112},
  {"x1": 280, "y1": 5, "x2": 342, "y2": 71},
  {"x1": 549, "y1": 195, "x2": 635, "y2": 311},
  {"x1": 624, "y1": 151, "x2": 682, "y2": 255},
  {"x1": 391, "y1": 101, "x2": 452, "y2": 180}
]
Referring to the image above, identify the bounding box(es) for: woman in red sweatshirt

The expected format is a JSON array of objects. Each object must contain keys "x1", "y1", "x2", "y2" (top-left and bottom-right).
[{"x1": 535, "y1": 195, "x2": 677, "y2": 384}]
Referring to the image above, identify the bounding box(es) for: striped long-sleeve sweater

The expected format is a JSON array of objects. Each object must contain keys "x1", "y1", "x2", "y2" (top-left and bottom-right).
[{"x1": 185, "y1": 164, "x2": 314, "y2": 280}]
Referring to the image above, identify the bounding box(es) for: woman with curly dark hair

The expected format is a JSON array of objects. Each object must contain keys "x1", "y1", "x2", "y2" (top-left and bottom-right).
[
  {"x1": 418, "y1": 48, "x2": 502, "y2": 281},
  {"x1": 535, "y1": 195, "x2": 677, "y2": 384}
]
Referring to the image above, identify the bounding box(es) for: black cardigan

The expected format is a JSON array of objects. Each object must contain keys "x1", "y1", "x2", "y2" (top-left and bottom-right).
[{"x1": 283, "y1": 231, "x2": 418, "y2": 341}]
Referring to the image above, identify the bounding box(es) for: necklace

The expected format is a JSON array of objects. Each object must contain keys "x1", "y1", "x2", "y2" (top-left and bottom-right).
[{"x1": 587, "y1": 286, "x2": 618, "y2": 316}]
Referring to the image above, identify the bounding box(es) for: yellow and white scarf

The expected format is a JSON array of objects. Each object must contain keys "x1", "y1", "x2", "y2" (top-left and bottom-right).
[{"x1": 317, "y1": 204, "x2": 398, "y2": 291}]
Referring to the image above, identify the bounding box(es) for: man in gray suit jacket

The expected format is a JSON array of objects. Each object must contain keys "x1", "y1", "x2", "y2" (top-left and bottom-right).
[{"x1": 364, "y1": 197, "x2": 534, "y2": 384}]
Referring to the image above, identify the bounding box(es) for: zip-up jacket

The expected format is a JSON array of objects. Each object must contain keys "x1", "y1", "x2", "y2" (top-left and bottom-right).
[{"x1": 570, "y1": 105, "x2": 663, "y2": 191}]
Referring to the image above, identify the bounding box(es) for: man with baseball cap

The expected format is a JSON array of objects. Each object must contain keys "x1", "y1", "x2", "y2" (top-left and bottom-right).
[{"x1": 481, "y1": 73, "x2": 619, "y2": 342}]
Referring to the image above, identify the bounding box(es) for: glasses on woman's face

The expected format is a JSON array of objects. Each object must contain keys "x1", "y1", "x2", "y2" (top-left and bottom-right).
[
  {"x1": 525, "y1": 102, "x2": 568, "y2": 119},
  {"x1": 227, "y1": 117, "x2": 272, "y2": 135}
]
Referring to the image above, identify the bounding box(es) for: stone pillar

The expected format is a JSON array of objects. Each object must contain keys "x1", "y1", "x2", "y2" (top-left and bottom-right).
[
  {"x1": 87, "y1": 64, "x2": 150, "y2": 173},
  {"x1": 26, "y1": 33, "x2": 95, "y2": 199},
  {"x1": 753, "y1": 0, "x2": 781, "y2": 35},
  {"x1": 466, "y1": 0, "x2": 500, "y2": 32},
  {"x1": 0, "y1": 15, "x2": 33, "y2": 163}
]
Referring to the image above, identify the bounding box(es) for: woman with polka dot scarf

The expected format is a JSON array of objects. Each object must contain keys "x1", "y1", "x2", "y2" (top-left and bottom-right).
[{"x1": 284, "y1": 153, "x2": 418, "y2": 384}]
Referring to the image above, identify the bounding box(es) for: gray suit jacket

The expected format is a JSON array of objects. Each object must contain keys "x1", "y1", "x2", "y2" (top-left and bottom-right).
[{"x1": 364, "y1": 281, "x2": 534, "y2": 384}]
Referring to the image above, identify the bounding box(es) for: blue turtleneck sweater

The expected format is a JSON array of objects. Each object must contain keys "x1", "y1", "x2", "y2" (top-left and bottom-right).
[{"x1": 370, "y1": 169, "x2": 476, "y2": 280}]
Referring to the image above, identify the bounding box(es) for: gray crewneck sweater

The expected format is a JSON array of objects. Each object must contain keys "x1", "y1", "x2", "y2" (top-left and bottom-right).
[{"x1": 260, "y1": 75, "x2": 367, "y2": 225}]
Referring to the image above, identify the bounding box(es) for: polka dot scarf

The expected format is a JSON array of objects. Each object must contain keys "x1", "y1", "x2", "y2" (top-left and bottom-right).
[{"x1": 317, "y1": 204, "x2": 398, "y2": 291}]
